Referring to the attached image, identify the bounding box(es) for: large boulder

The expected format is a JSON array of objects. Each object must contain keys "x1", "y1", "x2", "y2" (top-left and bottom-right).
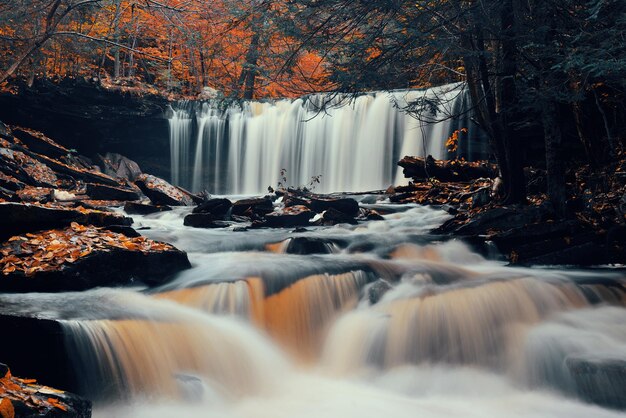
[
  {"x1": 97, "y1": 152, "x2": 142, "y2": 182},
  {"x1": 232, "y1": 197, "x2": 274, "y2": 217},
  {"x1": 0, "y1": 364, "x2": 91, "y2": 418},
  {"x1": 309, "y1": 196, "x2": 359, "y2": 216},
  {"x1": 261, "y1": 205, "x2": 315, "y2": 228},
  {"x1": 0, "y1": 202, "x2": 131, "y2": 241},
  {"x1": 192, "y1": 198, "x2": 232, "y2": 218},
  {"x1": 135, "y1": 174, "x2": 194, "y2": 206},
  {"x1": 0, "y1": 223, "x2": 191, "y2": 292}
]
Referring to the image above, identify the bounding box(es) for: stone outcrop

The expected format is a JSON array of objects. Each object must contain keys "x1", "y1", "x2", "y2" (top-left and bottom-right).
[
  {"x1": 135, "y1": 174, "x2": 194, "y2": 206},
  {"x1": 0, "y1": 223, "x2": 191, "y2": 292}
]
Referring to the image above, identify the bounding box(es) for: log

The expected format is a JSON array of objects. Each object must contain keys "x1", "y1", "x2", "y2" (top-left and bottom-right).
[{"x1": 398, "y1": 155, "x2": 498, "y2": 182}]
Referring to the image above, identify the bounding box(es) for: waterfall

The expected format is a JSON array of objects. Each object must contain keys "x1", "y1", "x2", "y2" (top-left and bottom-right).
[{"x1": 167, "y1": 83, "x2": 487, "y2": 194}]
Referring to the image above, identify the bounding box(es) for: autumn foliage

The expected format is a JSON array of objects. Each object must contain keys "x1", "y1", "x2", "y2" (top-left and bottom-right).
[
  {"x1": 0, "y1": 0, "x2": 330, "y2": 98},
  {"x1": 1, "y1": 222, "x2": 175, "y2": 277}
]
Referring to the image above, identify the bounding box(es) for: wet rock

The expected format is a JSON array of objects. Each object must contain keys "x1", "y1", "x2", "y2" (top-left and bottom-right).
[
  {"x1": 368, "y1": 279, "x2": 392, "y2": 304},
  {"x1": 262, "y1": 205, "x2": 315, "y2": 228},
  {"x1": 0, "y1": 225, "x2": 191, "y2": 292},
  {"x1": 514, "y1": 239, "x2": 605, "y2": 266},
  {"x1": 183, "y1": 213, "x2": 231, "y2": 229},
  {"x1": 357, "y1": 208, "x2": 384, "y2": 221},
  {"x1": 489, "y1": 220, "x2": 582, "y2": 254},
  {"x1": 85, "y1": 182, "x2": 141, "y2": 201},
  {"x1": 0, "y1": 202, "x2": 131, "y2": 241},
  {"x1": 135, "y1": 174, "x2": 193, "y2": 206},
  {"x1": 322, "y1": 207, "x2": 358, "y2": 225},
  {"x1": 12, "y1": 127, "x2": 70, "y2": 159},
  {"x1": 192, "y1": 198, "x2": 232, "y2": 218},
  {"x1": 471, "y1": 187, "x2": 491, "y2": 208},
  {"x1": 232, "y1": 197, "x2": 274, "y2": 217},
  {"x1": 0, "y1": 364, "x2": 91, "y2": 418},
  {"x1": 567, "y1": 358, "x2": 626, "y2": 410},
  {"x1": 97, "y1": 152, "x2": 142, "y2": 181},
  {"x1": 283, "y1": 237, "x2": 342, "y2": 255},
  {"x1": 440, "y1": 205, "x2": 550, "y2": 236},
  {"x1": 123, "y1": 201, "x2": 172, "y2": 215},
  {"x1": 310, "y1": 197, "x2": 359, "y2": 216}
]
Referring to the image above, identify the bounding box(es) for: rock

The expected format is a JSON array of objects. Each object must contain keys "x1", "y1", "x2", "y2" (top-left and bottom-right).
[
  {"x1": 0, "y1": 78, "x2": 171, "y2": 181},
  {"x1": 0, "y1": 364, "x2": 91, "y2": 418},
  {"x1": 398, "y1": 155, "x2": 498, "y2": 182},
  {"x1": 440, "y1": 204, "x2": 458, "y2": 215},
  {"x1": 97, "y1": 152, "x2": 142, "y2": 181},
  {"x1": 12, "y1": 127, "x2": 70, "y2": 159},
  {"x1": 471, "y1": 187, "x2": 491, "y2": 208},
  {"x1": 357, "y1": 208, "x2": 385, "y2": 221},
  {"x1": 232, "y1": 197, "x2": 274, "y2": 217},
  {"x1": 26, "y1": 150, "x2": 120, "y2": 187},
  {"x1": 17, "y1": 186, "x2": 54, "y2": 203},
  {"x1": 0, "y1": 121, "x2": 11, "y2": 139},
  {"x1": 514, "y1": 239, "x2": 606, "y2": 266},
  {"x1": 309, "y1": 196, "x2": 359, "y2": 216},
  {"x1": 192, "y1": 198, "x2": 232, "y2": 218},
  {"x1": 566, "y1": 358, "x2": 626, "y2": 410},
  {"x1": 441, "y1": 205, "x2": 550, "y2": 236},
  {"x1": 135, "y1": 174, "x2": 193, "y2": 206},
  {"x1": 368, "y1": 279, "x2": 392, "y2": 304},
  {"x1": 0, "y1": 202, "x2": 131, "y2": 241},
  {"x1": 0, "y1": 147, "x2": 58, "y2": 187},
  {"x1": 85, "y1": 182, "x2": 141, "y2": 201},
  {"x1": 103, "y1": 225, "x2": 141, "y2": 237},
  {"x1": 0, "y1": 171, "x2": 25, "y2": 192},
  {"x1": 183, "y1": 213, "x2": 231, "y2": 229},
  {"x1": 0, "y1": 224, "x2": 191, "y2": 292},
  {"x1": 282, "y1": 237, "x2": 342, "y2": 255},
  {"x1": 262, "y1": 205, "x2": 315, "y2": 228},
  {"x1": 322, "y1": 207, "x2": 358, "y2": 225},
  {"x1": 489, "y1": 220, "x2": 582, "y2": 254},
  {"x1": 123, "y1": 201, "x2": 172, "y2": 215}
]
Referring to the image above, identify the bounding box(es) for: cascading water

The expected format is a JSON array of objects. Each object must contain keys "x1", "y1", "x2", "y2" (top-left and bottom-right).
[
  {"x1": 2, "y1": 202, "x2": 625, "y2": 417},
  {"x1": 168, "y1": 83, "x2": 487, "y2": 193}
]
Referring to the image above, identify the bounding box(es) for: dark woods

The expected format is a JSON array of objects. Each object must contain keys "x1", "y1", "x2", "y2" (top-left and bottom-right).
[{"x1": 1, "y1": 0, "x2": 625, "y2": 212}]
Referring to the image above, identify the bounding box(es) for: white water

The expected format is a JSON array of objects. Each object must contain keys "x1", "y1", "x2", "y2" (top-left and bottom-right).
[
  {"x1": 3, "y1": 200, "x2": 624, "y2": 417},
  {"x1": 168, "y1": 83, "x2": 486, "y2": 193}
]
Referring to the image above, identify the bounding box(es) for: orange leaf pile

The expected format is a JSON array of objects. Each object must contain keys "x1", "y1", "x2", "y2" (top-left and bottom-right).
[
  {"x1": 0, "y1": 367, "x2": 70, "y2": 415},
  {"x1": 1, "y1": 222, "x2": 174, "y2": 276}
]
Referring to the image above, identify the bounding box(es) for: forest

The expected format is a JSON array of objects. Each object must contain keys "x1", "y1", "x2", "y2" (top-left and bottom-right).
[
  {"x1": 0, "y1": 1, "x2": 626, "y2": 417},
  {"x1": 1, "y1": 0, "x2": 625, "y2": 211}
]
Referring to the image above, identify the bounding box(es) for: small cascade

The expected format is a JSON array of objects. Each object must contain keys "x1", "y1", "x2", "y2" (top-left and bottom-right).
[
  {"x1": 158, "y1": 272, "x2": 370, "y2": 359},
  {"x1": 168, "y1": 83, "x2": 487, "y2": 193},
  {"x1": 62, "y1": 293, "x2": 286, "y2": 401}
]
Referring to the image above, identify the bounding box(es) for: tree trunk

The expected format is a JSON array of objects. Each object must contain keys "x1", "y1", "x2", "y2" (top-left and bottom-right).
[
  {"x1": 542, "y1": 101, "x2": 567, "y2": 216},
  {"x1": 0, "y1": 38, "x2": 48, "y2": 84},
  {"x1": 498, "y1": 0, "x2": 525, "y2": 204}
]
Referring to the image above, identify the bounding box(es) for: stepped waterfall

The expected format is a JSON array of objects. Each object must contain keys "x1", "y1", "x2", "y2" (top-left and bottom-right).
[
  {"x1": 168, "y1": 83, "x2": 487, "y2": 194},
  {"x1": 1, "y1": 204, "x2": 624, "y2": 417}
]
